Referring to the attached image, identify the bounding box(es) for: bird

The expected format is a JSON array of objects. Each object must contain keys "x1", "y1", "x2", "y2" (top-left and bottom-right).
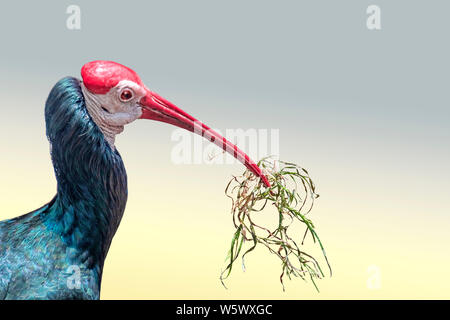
[{"x1": 0, "y1": 61, "x2": 270, "y2": 300}]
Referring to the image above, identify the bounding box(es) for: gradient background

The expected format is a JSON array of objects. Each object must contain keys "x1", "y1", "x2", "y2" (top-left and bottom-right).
[{"x1": 0, "y1": 1, "x2": 449, "y2": 299}]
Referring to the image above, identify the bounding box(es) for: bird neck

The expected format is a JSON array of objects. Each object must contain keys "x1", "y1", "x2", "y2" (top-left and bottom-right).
[
  {"x1": 80, "y1": 83, "x2": 123, "y2": 149},
  {"x1": 44, "y1": 77, "x2": 128, "y2": 265}
]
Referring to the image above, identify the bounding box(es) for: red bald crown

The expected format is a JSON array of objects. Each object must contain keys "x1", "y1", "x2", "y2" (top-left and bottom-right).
[{"x1": 81, "y1": 61, "x2": 143, "y2": 94}]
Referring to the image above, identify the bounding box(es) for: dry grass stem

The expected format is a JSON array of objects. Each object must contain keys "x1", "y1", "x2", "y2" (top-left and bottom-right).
[{"x1": 220, "y1": 158, "x2": 331, "y2": 291}]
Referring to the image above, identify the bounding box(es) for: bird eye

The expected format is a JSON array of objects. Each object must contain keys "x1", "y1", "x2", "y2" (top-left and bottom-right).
[{"x1": 120, "y1": 89, "x2": 134, "y2": 102}]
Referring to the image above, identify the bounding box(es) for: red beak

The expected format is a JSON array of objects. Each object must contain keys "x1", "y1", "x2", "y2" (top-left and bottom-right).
[{"x1": 139, "y1": 89, "x2": 271, "y2": 187}]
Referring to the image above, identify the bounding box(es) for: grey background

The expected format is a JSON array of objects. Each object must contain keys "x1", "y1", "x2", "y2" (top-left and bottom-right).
[{"x1": 1, "y1": 1, "x2": 448, "y2": 153}]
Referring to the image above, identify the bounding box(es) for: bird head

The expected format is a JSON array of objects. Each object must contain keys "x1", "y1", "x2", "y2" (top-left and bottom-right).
[{"x1": 80, "y1": 60, "x2": 270, "y2": 187}]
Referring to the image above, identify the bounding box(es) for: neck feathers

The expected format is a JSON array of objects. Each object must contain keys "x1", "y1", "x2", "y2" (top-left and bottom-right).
[{"x1": 44, "y1": 77, "x2": 128, "y2": 263}]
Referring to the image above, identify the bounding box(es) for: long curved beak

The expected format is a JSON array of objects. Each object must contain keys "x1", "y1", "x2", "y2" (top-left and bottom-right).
[{"x1": 139, "y1": 89, "x2": 271, "y2": 187}]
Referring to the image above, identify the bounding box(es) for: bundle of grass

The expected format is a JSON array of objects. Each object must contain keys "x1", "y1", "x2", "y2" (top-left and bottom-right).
[{"x1": 221, "y1": 158, "x2": 331, "y2": 291}]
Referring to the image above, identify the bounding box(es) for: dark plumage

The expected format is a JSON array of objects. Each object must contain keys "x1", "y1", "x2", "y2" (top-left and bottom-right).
[{"x1": 0, "y1": 77, "x2": 127, "y2": 299}]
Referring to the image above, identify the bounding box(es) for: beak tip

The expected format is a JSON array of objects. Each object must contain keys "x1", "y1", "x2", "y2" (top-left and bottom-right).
[{"x1": 262, "y1": 176, "x2": 271, "y2": 188}]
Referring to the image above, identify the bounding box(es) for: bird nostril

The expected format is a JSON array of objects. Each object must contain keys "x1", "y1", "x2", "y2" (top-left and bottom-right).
[{"x1": 102, "y1": 107, "x2": 111, "y2": 114}]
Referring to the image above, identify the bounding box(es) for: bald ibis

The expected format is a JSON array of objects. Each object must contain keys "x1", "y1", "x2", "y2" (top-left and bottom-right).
[{"x1": 0, "y1": 61, "x2": 270, "y2": 300}]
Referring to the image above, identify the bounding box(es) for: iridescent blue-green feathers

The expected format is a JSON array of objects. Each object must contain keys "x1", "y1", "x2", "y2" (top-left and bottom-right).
[{"x1": 0, "y1": 77, "x2": 128, "y2": 299}]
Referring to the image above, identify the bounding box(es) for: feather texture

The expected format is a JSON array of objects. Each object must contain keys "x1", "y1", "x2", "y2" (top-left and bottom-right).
[{"x1": 0, "y1": 77, "x2": 128, "y2": 299}]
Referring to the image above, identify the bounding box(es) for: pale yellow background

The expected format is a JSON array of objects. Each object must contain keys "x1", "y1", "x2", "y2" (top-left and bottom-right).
[{"x1": 0, "y1": 1, "x2": 449, "y2": 299}]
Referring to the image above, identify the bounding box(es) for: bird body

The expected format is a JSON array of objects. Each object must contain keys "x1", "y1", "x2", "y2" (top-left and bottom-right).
[
  {"x1": 0, "y1": 77, "x2": 127, "y2": 299},
  {"x1": 0, "y1": 61, "x2": 269, "y2": 299}
]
